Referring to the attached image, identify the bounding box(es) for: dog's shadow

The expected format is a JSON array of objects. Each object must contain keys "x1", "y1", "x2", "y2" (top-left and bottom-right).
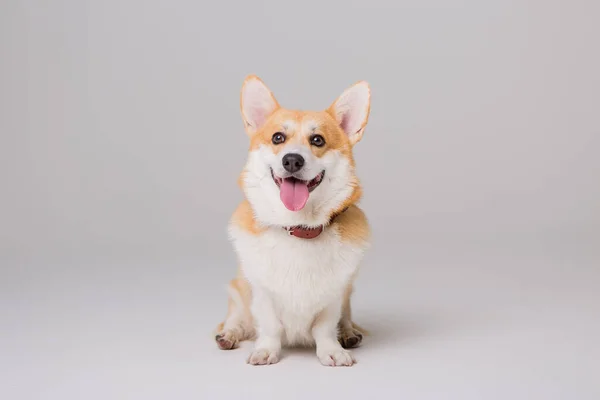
[
  {"x1": 354, "y1": 312, "x2": 443, "y2": 349},
  {"x1": 281, "y1": 310, "x2": 459, "y2": 360}
]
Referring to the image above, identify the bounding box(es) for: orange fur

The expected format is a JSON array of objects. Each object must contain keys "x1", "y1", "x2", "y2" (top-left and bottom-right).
[
  {"x1": 230, "y1": 200, "x2": 265, "y2": 235},
  {"x1": 333, "y1": 205, "x2": 370, "y2": 244}
]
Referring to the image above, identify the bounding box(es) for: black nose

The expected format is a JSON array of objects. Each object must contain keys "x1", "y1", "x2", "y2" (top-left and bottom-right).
[{"x1": 282, "y1": 153, "x2": 305, "y2": 173}]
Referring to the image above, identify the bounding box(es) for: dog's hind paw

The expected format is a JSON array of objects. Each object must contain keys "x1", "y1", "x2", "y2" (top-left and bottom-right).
[
  {"x1": 338, "y1": 327, "x2": 363, "y2": 349},
  {"x1": 215, "y1": 330, "x2": 239, "y2": 350}
]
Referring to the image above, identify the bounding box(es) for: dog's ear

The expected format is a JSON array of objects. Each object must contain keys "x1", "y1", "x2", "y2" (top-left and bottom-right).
[
  {"x1": 240, "y1": 75, "x2": 280, "y2": 136},
  {"x1": 327, "y1": 81, "x2": 371, "y2": 145}
]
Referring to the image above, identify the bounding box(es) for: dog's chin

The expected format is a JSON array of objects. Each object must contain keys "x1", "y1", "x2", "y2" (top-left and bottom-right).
[{"x1": 270, "y1": 168, "x2": 325, "y2": 212}]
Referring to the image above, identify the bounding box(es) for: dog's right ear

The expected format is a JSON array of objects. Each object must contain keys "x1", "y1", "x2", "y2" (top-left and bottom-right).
[{"x1": 240, "y1": 75, "x2": 280, "y2": 136}]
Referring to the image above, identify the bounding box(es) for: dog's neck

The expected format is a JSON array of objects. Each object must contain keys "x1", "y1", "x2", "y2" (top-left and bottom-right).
[{"x1": 282, "y1": 207, "x2": 348, "y2": 239}]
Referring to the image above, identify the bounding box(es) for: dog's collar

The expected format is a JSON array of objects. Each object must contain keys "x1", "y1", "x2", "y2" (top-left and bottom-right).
[{"x1": 283, "y1": 207, "x2": 349, "y2": 239}]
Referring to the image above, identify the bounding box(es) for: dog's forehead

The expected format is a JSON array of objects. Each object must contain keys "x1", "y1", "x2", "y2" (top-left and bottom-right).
[{"x1": 277, "y1": 112, "x2": 325, "y2": 137}]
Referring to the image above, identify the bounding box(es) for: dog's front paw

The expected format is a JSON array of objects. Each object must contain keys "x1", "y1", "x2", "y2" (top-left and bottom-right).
[
  {"x1": 317, "y1": 347, "x2": 356, "y2": 367},
  {"x1": 247, "y1": 348, "x2": 280, "y2": 365}
]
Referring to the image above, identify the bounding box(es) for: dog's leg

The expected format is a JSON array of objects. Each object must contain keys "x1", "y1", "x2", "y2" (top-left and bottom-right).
[
  {"x1": 215, "y1": 277, "x2": 254, "y2": 350},
  {"x1": 313, "y1": 298, "x2": 356, "y2": 367},
  {"x1": 337, "y1": 283, "x2": 364, "y2": 349},
  {"x1": 247, "y1": 288, "x2": 282, "y2": 365}
]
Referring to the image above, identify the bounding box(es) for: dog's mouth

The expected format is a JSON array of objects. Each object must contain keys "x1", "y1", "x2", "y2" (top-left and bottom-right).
[
  {"x1": 270, "y1": 169, "x2": 325, "y2": 192},
  {"x1": 270, "y1": 168, "x2": 325, "y2": 211}
]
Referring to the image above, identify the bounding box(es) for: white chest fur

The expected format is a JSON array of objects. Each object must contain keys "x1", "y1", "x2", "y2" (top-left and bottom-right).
[{"x1": 229, "y1": 225, "x2": 367, "y2": 345}]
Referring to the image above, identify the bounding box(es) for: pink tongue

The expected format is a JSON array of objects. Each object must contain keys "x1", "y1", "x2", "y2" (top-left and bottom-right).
[{"x1": 280, "y1": 178, "x2": 309, "y2": 211}]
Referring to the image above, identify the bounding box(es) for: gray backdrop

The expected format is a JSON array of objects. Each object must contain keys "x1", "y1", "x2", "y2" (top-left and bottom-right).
[{"x1": 1, "y1": 1, "x2": 599, "y2": 399}]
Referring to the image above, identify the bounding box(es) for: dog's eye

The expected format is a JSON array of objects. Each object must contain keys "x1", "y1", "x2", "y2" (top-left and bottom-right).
[
  {"x1": 310, "y1": 134, "x2": 325, "y2": 147},
  {"x1": 272, "y1": 132, "x2": 286, "y2": 145}
]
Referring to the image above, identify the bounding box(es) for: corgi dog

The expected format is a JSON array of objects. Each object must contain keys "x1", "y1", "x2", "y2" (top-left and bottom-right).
[{"x1": 214, "y1": 75, "x2": 371, "y2": 367}]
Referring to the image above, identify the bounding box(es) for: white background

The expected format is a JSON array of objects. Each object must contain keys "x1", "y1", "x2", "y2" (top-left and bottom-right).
[{"x1": 1, "y1": 1, "x2": 599, "y2": 399}]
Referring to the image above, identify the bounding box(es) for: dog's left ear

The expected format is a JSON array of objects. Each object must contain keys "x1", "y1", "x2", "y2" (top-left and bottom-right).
[
  {"x1": 240, "y1": 75, "x2": 280, "y2": 136},
  {"x1": 327, "y1": 81, "x2": 371, "y2": 145}
]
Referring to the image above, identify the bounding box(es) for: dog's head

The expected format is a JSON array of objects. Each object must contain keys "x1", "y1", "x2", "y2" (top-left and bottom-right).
[{"x1": 238, "y1": 75, "x2": 371, "y2": 227}]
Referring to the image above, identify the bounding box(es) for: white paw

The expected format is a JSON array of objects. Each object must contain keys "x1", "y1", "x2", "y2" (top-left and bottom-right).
[
  {"x1": 317, "y1": 347, "x2": 356, "y2": 367},
  {"x1": 247, "y1": 348, "x2": 280, "y2": 365}
]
